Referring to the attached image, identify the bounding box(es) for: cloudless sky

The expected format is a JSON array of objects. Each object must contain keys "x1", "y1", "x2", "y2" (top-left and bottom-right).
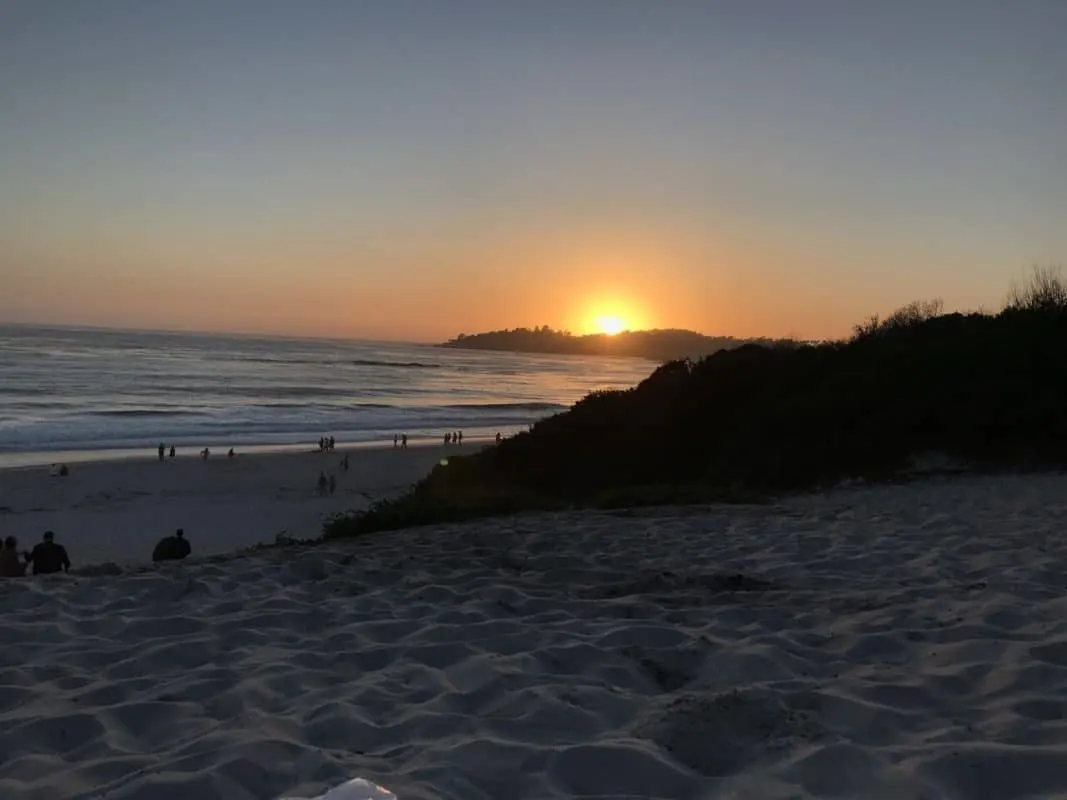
[{"x1": 1, "y1": 0, "x2": 1064, "y2": 341}]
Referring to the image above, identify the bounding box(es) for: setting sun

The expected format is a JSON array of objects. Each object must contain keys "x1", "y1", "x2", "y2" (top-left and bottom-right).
[{"x1": 595, "y1": 315, "x2": 627, "y2": 335}]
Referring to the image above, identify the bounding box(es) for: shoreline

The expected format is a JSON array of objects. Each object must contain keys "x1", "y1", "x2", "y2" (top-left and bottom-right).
[
  {"x1": 0, "y1": 444, "x2": 452, "y2": 568},
  {"x1": 0, "y1": 433, "x2": 502, "y2": 471}
]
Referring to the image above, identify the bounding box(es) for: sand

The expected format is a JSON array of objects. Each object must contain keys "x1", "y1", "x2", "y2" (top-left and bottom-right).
[
  {"x1": 0, "y1": 446, "x2": 445, "y2": 567},
  {"x1": 3, "y1": 471, "x2": 1067, "y2": 799}
]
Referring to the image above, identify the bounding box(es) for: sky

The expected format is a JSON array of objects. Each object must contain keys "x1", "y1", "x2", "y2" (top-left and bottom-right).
[{"x1": 1, "y1": 0, "x2": 1064, "y2": 342}]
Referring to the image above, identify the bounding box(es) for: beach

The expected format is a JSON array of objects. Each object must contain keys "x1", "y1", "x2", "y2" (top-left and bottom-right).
[
  {"x1": 0, "y1": 445, "x2": 446, "y2": 568},
  {"x1": 3, "y1": 472, "x2": 1067, "y2": 798}
]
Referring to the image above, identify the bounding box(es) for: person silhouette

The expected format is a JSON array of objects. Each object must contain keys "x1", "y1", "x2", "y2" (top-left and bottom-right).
[
  {"x1": 152, "y1": 529, "x2": 191, "y2": 562},
  {"x1": 401, "y1": 433, "x2": 408, "y2": 448},
  {"x1": 158, "y1": 443, "x2": 165, "y2": 462},
  {"x1": 169, "y1": 445, "x2": 176, "y2": 459},
  {"x1": 26, "y1": 531, "x2": 71, "y2": 575},
  {"x1": 0, "y1": 536, "x2": 26, "y2": 578}
]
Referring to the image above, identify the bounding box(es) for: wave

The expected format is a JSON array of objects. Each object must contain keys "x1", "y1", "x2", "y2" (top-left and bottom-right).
[
  {"x1": 350, "y1": 359, "x2": 442, "y2": 369},
  {"x1": 227, "y1": 356, "x2": 444, "y2": 370},
  {"x1": 92, "y1": 409, "x2": 198, "y2": 418},
  {"x1": 445, "y1": 402, "x2": 567, "y2": 412}
]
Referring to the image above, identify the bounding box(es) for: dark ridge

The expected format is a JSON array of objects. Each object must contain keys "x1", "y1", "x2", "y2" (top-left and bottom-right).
[
  {"x1": 438, "y1": 326, "x2": 799, "y2": 362},
  {"x1": 326, "y1": 268, "x2": 1067, "y2": 540}
]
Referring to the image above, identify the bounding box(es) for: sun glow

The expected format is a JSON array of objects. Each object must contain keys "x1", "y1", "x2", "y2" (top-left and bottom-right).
[{"x1": 594, "y1": 315, "x2": 627, "y2": 335}]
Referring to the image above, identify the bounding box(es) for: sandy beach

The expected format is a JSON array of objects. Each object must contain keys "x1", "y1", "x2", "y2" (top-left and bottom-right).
[
  {"x1": 0, "y1": 446, "x2": 446, "y2": 568},
  {"x1": 2, "y1": 471, "x2": 1067, "y2": 798}
]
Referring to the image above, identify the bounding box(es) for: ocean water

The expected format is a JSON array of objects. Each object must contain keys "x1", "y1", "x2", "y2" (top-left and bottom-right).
[{"x1": 0, "y1": 325, "x2": 653, "y2": 463}]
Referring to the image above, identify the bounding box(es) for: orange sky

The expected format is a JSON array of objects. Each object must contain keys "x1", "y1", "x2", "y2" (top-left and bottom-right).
[{"x1": 1, "y1": 3, "x2": 1063, "y2": 342}]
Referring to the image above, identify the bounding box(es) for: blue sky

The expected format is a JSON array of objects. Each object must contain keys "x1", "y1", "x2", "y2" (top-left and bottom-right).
[{"x1": 1, "y1": 0, "x2": 1064, "y2": 339}]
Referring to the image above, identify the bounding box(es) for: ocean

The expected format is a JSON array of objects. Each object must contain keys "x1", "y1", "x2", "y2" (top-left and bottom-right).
[{"x1": 0, "y1": 325, "x2": 654, "y2": 466}]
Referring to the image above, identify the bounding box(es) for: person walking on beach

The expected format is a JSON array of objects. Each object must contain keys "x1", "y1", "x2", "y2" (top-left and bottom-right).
[
  {"x1": 152, "y1": 528, "x2": 191, "y2": 563},
  {"x1": 0, "y1": 537, "x2": 26, "y2": 578},
  {"x1": 169, "y1": 445, "x2": 176, "y2": 459},
  {"x1": 25, "y1": 531, "x2": 71, "y2": 575},
  {"x1": 393, "y1": 434, "x2": 399, "y2": 448},
  {"x1": 401, "y1": 433, "x2": 408, "y2": 448},
  {"x1": 158, "y1": 443, "x2": 165, "y2": 462},
  {"x1": 457, "y1": 431, "x2": 463, "y2": 446}
]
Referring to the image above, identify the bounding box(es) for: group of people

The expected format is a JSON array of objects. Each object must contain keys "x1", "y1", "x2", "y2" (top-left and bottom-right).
[
  {"x1": 318, "y1": 436, "x2": 336, "y2": 453},
  {"x1": 157, "y1": 444, "x2": 235, "y2": 462},
  {"x1": 0, "y1": 531, "x2": 71, "y2": 578},
  {"x1": 0, "y1": 527, "x2": 194, "y2": 579},
  {"x1": 392, "y1": 433, "x2": 408, "y2": 448},
  {"x1": 443, "y1": 431, "x2": 464, "y2": 446}
]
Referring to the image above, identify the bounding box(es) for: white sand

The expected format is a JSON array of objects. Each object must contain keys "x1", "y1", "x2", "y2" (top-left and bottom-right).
[
  {"x1": 0, "y1": 446, "x2": 445, "y2": 567},
  {"x1": 3, "y1": 472, "x2": 1067, "y2": 799}
]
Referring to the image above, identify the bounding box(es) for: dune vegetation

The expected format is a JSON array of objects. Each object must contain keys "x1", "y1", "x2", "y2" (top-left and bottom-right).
[{"x1": 326, "y1": 266, "x2": 1067, "y2": 540}]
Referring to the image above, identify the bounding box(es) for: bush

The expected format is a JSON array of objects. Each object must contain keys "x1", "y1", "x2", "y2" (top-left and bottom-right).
[
  {"x1": 325, "y1": 269, "x2": 1067, "y2": 540},
  {"x1": 1005, "y1": 265, "x2": 1067, "y2": 312}
]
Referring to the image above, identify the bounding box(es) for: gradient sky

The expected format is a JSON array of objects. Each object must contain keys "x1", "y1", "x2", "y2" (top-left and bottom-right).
[{"x1": 1, "y1": 1, "x2": 1064, "y2": 341}]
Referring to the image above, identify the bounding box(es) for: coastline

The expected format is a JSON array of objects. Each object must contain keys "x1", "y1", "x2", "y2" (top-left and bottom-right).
[
  {"x1": 0, "y1": 443, "x2": 451, "y2": 568},
  {"x1": 0, "y1": 433, "x2": 501, "y2": 471}
]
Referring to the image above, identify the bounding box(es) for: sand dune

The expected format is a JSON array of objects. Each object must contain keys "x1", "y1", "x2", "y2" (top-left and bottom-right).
[
  {"x1": 0, "y1": 446, "x2": 444, "y2": 567},
  {"x1": 2, "y1": 472, "x2": 1067, "y2": 798}
]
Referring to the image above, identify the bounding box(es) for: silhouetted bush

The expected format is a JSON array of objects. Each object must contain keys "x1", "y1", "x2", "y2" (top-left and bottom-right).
[
  {"x1": 326, "y1": 269, "x2": 1067, "y2": 540},
  {"x1": 1005, "y1": 265, "x2": 1067, "y2": 312}
]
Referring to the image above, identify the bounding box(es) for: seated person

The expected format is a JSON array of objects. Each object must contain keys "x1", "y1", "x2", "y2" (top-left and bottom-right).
[
  {"x1": 26, "y1": 531, "x2": 71, "y2": 575},
  {"x1": 152, "y1": 528, "x2": 192, "y2": 562},
  {"x1": 0, "y1": 536, "x2": 26, "y2": 578}
]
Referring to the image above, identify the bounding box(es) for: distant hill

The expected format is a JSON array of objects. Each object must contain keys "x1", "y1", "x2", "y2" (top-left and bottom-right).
[{"x1": 438, "y1": 326, "x2": 796, "y2": 362}]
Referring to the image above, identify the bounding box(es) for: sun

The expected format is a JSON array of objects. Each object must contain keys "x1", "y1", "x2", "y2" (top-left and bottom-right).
[{"x1": 595, "y1": 315, "x2": 627, "y2": 335}]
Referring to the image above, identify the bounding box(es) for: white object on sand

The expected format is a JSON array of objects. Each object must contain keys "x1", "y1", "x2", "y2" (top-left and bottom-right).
[{"x1": 280, "y1": 777, "x2": 396, "y2": 800}]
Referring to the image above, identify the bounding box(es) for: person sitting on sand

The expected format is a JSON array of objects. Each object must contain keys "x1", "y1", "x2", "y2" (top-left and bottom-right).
[
  {"x1": 25, "y1": 531, "x2": 70, "y2": 575},
  {"x1": 152, "y1": 528, "x2": 191, "y2": 563},
  {"x1": 0, "y1": 536, "x2": 26, "y2": 578}
]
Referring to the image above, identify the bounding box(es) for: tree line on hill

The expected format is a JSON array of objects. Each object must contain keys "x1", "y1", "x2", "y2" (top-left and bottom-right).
[
  {"x1": 328, "y1": 266, "x2": 1067, "y2": 538},
  {"x1": 438, "y1": 326, "x2": 796, "y2": 362}
]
